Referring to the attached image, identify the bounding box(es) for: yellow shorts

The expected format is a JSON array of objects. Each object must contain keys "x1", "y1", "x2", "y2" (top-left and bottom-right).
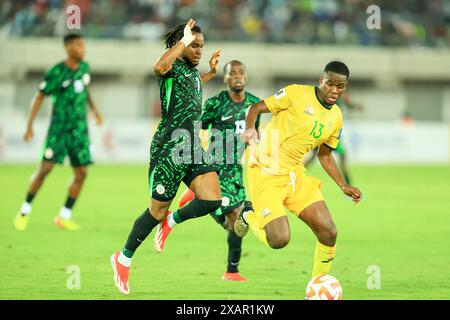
[{"x1": 247, "y1": 165, "x2": 324, "y2": 229}]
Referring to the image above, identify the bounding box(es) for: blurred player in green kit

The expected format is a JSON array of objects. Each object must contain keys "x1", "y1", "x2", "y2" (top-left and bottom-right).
[{"x1": 14, "y1": 33, "x2": 103, "y2": 231}]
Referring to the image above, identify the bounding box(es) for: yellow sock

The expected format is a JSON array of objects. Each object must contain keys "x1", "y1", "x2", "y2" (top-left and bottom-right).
[
  {"x1": 311, "y1": 241, "x2": 336, "y2": 279},
  {"x1": 244, "y1": 210, "x2": 269, "y2": 246}
]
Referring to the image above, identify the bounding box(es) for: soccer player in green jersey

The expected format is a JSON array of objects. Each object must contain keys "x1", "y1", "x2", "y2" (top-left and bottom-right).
[
  {"x1": 14, "y1": 33, "x2": 103, "y2": 232},
  {"x1": 153, "y1": 60, "x2": 260, "y2": 282},
  {"x1": 111, "y1": 19, "x2": 223, "y2": 295}
]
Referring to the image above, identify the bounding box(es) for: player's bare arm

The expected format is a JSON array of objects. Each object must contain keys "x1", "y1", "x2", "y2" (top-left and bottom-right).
[
  {"x1": 87, "y1": 90, "x2": 103, "y2": 126},
  {"x1": 153, "y1": 19, "x2": 196, "y2": 77},
  {"x1": 201, "y1": 49, "x2": 221, "y2": 83},
  {"x1": 23, "y1": 92, "x2": 45, "y2": 142},
  {"x1": 317, "y1": 144, "x2": 362, "y2": 203},
  {"x1": 242, "y1": 100, "x2": 270, "y2": 143}
]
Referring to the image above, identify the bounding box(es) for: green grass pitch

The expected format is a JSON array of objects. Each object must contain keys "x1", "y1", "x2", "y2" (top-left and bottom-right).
[{"x1": 1, "y1": 164, "x2": 449, "y2": 299}]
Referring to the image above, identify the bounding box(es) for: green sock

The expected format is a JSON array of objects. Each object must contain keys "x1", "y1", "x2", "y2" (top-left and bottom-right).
[
  {"x1": 122, "y1": 248, "x2": 135, "y2": 258},
  {"x1": 172, "y1": 210, "x2": 182, "y2": 224}
]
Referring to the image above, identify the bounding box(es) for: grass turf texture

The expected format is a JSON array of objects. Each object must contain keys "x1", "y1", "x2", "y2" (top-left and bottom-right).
[{"x1": 1, "y1": 164, "x2": 449, "y2": 300}]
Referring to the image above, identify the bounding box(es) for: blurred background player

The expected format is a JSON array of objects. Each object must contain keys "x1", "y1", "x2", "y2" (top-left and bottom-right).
[
  {"x1": 14, "y1": 33, "x2": 103, "y2": 231},
  {"x1": 303, "y1": 90, "x2": 364, "y2": 185},
  {"x1": 236, "y1": 61, "x2": 362, "y2": 280},
  {"x1": 111, "y1": 19, "x2": 223, "y2": 295},
  {"x1": 153, "y1": 60, "x2": 260, "y2": 282}
]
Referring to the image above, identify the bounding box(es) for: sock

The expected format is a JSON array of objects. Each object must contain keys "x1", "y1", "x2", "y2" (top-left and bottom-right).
[
  {"x1": 210, "y1": 210, "x2": 226, "y2": 228},
  {"x1": 172, "y1": 198, "x2": 221, "y2": 223},
  {"x1": 25, "y1": 192, "x2": 35, "y2": 203},
  {"x1": 227, "y1": 231, "x2": 242, "y2": 273},
  {"x1": 167, "y1": 212, "x2": 177, "y2": 228},
  {"x1": 124, "y1": 208, "x2": 160, "y2": 254},
  {"x1": 20, "y1": 202, "x2": 32, "y2": 216},
  {"x1": 311, "y1": 241, "x2": 336, "y2": 279},
  {"x1": 59, "y1": 207, "x2": 72, "y2": 220},
  {"x1": 118, "y1": 251, "x2": 132, "y2": 267},
  {"x1": 243, "y1": 209, "x2": 269, "y2": 246},
  {"x1": 64, "y1": 196, "x2": 76, "y2": 209}
]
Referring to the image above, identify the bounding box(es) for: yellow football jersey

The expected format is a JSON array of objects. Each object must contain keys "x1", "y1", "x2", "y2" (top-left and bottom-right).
[{"x1": 253, "y1": 84, "x2": 343, "y2": 175}]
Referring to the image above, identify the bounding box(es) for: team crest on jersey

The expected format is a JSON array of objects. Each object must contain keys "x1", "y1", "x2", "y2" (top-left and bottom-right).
[
  {"x1": 39, "y1": 81, "x2": 47, "y2": 90},
  {"x1": 221, "y1": 196, "x2": 230, "y2": 207},
  {"x1": 156, "y1": 184, "x2": 165, "y2": 195},
  {"x1": 304, "y1": 106, "x2": 314, "y2": 116}
]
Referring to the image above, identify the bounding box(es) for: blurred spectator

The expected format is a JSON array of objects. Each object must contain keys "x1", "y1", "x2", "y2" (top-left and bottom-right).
[{"x1": 0, "y1": 0, "x2": 448, "y2": 47}]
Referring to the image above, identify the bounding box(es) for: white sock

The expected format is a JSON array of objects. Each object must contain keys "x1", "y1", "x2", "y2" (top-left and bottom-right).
[
  {"x1": 167, "y1": 212, "x2": 177, "y2": 228},
  {"x1": 20, "y1": 202, "x2": 32, "y2": 215},
  {"x1": 118, "y1": 252, "x2": 132, "y2": 267},
  {"x1": 59, "y1": 207, "x2": 72, "y2": 220}
]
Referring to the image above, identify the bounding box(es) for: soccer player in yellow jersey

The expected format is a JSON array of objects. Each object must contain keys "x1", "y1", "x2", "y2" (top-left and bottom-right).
[{"x1": 234, "y1": 61, "x2": 362, "y2": 280}]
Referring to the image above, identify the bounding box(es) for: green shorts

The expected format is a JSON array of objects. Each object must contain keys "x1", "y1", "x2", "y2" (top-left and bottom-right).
[
  {"x1": 148, "y1": 141, "x2": 218, "y2": 202},
  {"x1": 216, "y1": 164, "x2": 246, "y2": 215},
  {"x1": 41, "y1": 129, "x2": 92, "y2": 167}
]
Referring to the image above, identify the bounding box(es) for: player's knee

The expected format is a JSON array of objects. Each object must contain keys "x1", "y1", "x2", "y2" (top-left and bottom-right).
[
  {"x1": 318, "y1": 225, "x2": 337, "y2": 246},
  {"x1": 268, "y1": 234, "x2": 290, "y2": 249},
  {"x1": 150, "y1": 207, "x2": 167, "y2": 221}
]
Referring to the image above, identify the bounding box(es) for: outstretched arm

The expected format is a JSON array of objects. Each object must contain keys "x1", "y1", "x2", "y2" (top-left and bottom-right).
[
  {"x1": 88, "y1": 90, "x2": 103, "y2": 126},
  {"x1": 153, "y1": 19, "x2": 196, "y2": 77},
  {"x1": 317, "y1": 144, "x2": 362, "y2": 203},
  {"x1": 23, "y1": 92, "x2": 45, "y2": 142},
  {"x1": 241, "y1": 100, "x2": 270, "y2": 143},
  {"x1": 201, "y1": 49, "x2": 221, "y2": 83}
]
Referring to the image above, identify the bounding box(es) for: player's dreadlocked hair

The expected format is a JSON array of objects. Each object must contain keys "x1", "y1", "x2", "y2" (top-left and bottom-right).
[{"x1": 163, "y1": 23, "x2": 202, "y2": 49}]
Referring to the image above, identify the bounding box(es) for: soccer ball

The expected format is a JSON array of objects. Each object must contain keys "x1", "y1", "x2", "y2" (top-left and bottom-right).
[{"x1": 305, "y1": 274, "x2": 343, "y2": 300}]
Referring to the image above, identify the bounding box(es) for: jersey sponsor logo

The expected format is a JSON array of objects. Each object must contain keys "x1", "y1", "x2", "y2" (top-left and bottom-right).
[
  {"x1": 184, "y1": 73, "x2": 192, "y2": 78},
  {"x1": 156, "y1": 184, "x2": 165, "y2": 195},
  {"x1": 274, "y1": 88, "x2": 286, "y2": 99},
  {"x1": 221, "y1": 196, "x2": 230, "y2": 207},
  {"x1": 44, "y1": 148, "x2": 54, "y2": 159},
  {"x1": 74, "y1": 79, "x2": 84, "y2": 93},
  {"x1": 304, "y1": 106, "x2": 314, "y2": 116},
  {"x1": 221, "y1": 115, "x2": 233, "y2": 121}
]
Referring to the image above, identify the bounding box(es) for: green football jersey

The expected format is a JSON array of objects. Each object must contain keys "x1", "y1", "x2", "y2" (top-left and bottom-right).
[
  {"x1": 39, "y1": 61, "x2": 91, "y2": 133},
  {"x1": 201, "y1": 90, "x2": 260, "y2": 165},
  {"x1": 153, "y1": 59, "x2": 202, "y2": 147}
]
